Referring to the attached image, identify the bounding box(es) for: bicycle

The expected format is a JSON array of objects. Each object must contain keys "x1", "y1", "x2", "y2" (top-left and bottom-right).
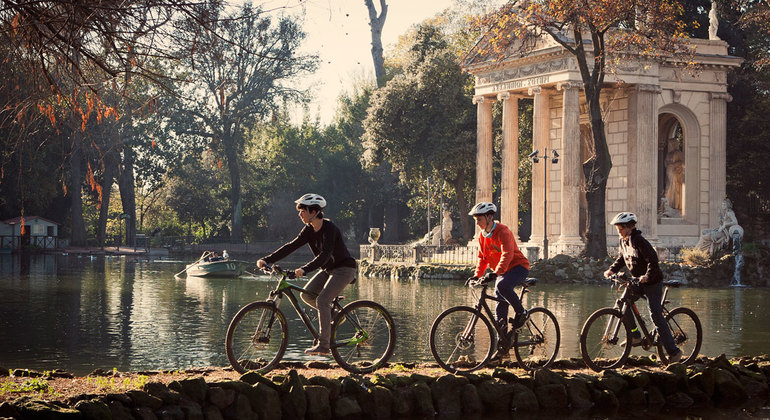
[
  {"x1": 429, "y1": 276, "x2": 560, "y2": 373},
  {"x1": 579, "y1": 274, "x2": 703, "y2": 372},
  {"x1": 225, "y1": 265, "x2": 396, "y2": 374}
]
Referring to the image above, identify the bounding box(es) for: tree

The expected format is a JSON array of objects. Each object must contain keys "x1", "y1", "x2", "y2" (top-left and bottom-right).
[
  {"x1": 364, "y1": 0, "x2": 388, "y2": 88},
  {"x1": 470, "y1": 1, "x2": 695, "y2": 258},
  {"x1": 169, "y1": 2, "x2": 317, "y2": 243},
  {"x1": 363, "y1": 25, "x2": 477, "y2": 241}
]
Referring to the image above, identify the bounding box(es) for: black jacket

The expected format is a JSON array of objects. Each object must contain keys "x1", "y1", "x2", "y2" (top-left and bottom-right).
[
  {"x1": 262, "y1": 219, "x2": 357, "y2": 274},
  {"x1": 608, "y1": 229, "x2": 662, "y2": 284}
]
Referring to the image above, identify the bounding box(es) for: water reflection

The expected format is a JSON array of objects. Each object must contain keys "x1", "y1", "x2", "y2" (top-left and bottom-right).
[{"x1": 0, "y1": 253, "x2": 769, "y2": 375}]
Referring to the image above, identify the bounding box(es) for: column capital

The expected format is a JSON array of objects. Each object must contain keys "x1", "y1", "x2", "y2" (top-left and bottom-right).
[
  {"x1": 710, "y1": 92, "x2": 733, "y2": 102},
  {"x1": 527, "y1": 86, "x2": 542, "y2": 96},
  {"x1": 635, "y1": 84, "x2": 662, "y2": 93},
  {"x1": 473, "y1": 95, "x2": 495, "y2": 105},
  {"x1": 497, "y1": 92, "x2": 523, "y2": 101},
  {"x1": 556, "y1": 81, "x2": 582, "y2": 91}
]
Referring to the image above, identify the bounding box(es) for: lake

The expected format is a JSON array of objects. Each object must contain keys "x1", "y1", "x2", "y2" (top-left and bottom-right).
[{"x1": 1, "y1": 253, "x2": 768, "y2": 375}]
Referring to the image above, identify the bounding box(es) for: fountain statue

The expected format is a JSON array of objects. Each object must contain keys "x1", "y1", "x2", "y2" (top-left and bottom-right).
[
  {"x1": 368, "y1": 227, "x2": 381, "y2": 245},
  {"x1": 709, "y1": 1, "x2": 720, "y2": 41},
  {"x1": 696, "y1": 198, "x2": 742, "y2": 255}
]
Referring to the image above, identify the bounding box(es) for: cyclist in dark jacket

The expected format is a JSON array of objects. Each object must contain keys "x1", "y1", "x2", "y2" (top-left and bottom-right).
[
  {"x1": 257, "y1": 194, "x2": 357, "y2": 355},
  {"x1": 603, "y1": 212, "x2": 683, "y2": 363}
]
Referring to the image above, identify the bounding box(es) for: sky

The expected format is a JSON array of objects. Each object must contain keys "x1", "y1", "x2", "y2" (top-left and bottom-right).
[{"x1": 282, "y1": 0, "x2": 459, "y2": 124}]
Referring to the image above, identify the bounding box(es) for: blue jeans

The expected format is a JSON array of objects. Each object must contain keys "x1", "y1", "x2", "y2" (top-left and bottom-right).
[
  {"x1": 624, "y1": 281, "x2": 679, "y2": 356},
  {"x1": 494, "y1": 265, "x2": 529, "y2": 326}
]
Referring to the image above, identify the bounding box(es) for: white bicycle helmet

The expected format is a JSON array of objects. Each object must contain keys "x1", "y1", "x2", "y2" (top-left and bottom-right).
[
  {"x1": 468, "y1": 202, "x2": 497, "y2": 216},
  {"x1": 295, "y1": 193, "x2": 327, "y2": 209},
  {"x1": 610, "y1": 212, "x2": 637, "y2": 225}
]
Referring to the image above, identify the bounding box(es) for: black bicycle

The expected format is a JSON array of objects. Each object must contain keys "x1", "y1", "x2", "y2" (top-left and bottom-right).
[
  {"x1": 225, "y1": 265, "x2": 396, "y2": 374},
  {"x1": 429, "y1": 277, "x2": 560, "y2": 373},
  {"x1": 579, "y1": 274, "x2": 703, "y2": 371}
]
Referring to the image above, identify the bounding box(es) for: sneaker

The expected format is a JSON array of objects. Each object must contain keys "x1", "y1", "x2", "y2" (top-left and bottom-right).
[
  {"x1": 620, "y1": 335, "x2": 644, "y2": 347},
  {"x1": 668, "y1": 349, "x2": 684, "y2": 364},
  {"x1": 304, "y1": 343, "x2": 330, "y2": 355},
  {"x1": 510, "y1": 310, "x2": 529, "y2": 330}
]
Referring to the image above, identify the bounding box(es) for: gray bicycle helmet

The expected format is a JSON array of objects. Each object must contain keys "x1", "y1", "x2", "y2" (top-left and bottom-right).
[
  {"x1": 610, "y1": 212, "x2": 637, "y2": 225},
  {"x1": 294, "y1": 193, "x2": 327, "y2": 209},
  {"x1": 468, "y1": 202, "x2": 497, "y2": 216}
]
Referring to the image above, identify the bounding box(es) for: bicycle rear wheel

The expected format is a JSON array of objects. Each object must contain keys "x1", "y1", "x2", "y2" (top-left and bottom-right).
[
  {"x1": 513, "y1": 307, "x2": 560, "y2": 370},
  {"x1": 225, "y1": 301, "x2": 288, "y2": 374},
  {"x1": 330, "y1": 300, "x2": 396, "y2": 374},
  {"x1": 429, "y1": 306, "x2": 495, "y2": 373},
  {"x1": 580, "y1": 307, "x2": 632, "y2": 371},
  {"x1": 661, "y1": 307, "x2": 703, "y2": 365}
]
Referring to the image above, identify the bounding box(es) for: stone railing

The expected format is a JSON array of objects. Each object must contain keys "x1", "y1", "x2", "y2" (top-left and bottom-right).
[{"x1": 360, "y1": 244, "x2": 477, "y2": 265}]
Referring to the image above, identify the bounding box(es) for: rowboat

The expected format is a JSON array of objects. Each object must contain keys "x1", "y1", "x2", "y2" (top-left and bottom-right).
[{"x1": 181, "y1": 251, "x2": 251, "y2": 277}]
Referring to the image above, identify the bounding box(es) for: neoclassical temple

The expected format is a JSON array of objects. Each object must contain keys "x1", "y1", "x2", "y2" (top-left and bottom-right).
[{"x1": 462, "y1": 34, "x2": 742, "y2": 256}]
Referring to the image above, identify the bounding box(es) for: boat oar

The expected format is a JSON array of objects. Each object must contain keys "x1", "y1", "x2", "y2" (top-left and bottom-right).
[{"x1": 174, "y1": 251, "x2": 210, "y2": 278}]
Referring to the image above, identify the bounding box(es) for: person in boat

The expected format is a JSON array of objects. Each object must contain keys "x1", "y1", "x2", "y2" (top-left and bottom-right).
[
  {"x1": 209, "y1": 252, "x2": 223, "y2": 262},
  {"x1": 256, "y1": 193, "x2": 357, "y2": 355}
]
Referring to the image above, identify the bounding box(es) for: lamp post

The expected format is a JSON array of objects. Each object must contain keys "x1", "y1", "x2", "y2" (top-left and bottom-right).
[{"x1": 529, "y1": 148, "x2": 559, "y2": 259}]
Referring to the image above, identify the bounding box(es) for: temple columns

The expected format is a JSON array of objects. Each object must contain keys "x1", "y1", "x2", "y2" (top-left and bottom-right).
[
  {"x1": 626, "y1": 84, "x2": 661, "y2": 242},
  {"x1": 709, "y1": 93, "x2": 730, "y2": 227},
  {"x1": 473, "y1": 95, "x2": 494, "y2": 204},
  {"x1": 498, "y1": 92, "x2": 520, "y2": 238},
  {"x1": 557, "y1": 82, "x2": 584, "y2": 249}
]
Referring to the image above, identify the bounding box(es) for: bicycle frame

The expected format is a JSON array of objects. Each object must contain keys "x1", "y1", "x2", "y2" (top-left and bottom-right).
[
  {"x1": 606, "y1": 279, "x2": 674, "y2": 348},
  {"x1": 468, "y1": 282, "x2": 528, "y2": 340}
]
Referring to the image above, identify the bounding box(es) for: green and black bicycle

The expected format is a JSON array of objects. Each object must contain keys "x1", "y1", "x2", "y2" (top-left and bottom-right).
[{"x1": 225, "y1": 265, "x2": 396, "y2": 374}]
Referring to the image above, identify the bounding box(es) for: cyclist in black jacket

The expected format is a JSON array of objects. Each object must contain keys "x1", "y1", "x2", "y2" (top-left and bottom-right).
[
  {"x1": 257, "y1": 194, "x2": 357, "y2": 355},
  {"x1": 603, "y1": 212, "x2": 683, "y2": 363}
]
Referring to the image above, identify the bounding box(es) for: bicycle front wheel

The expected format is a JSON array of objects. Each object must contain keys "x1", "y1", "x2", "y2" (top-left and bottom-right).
[
  {"x1": 513, "y1": 307, "x2": 560, "y2": 370},
  {"x1": 225, "y1": 301, "x2": 288, "y2": 374},
  {"x1": 331, "y1": 300, "x2": 396, "y2": 374},
  {"x1": 580, "y1": 307, "x2": 632, "y2": 371},
  {"x1": 429, "y1": 306, "x2": 495, "y2": 374},
  {"x1": 663, "y1": 307, "x2": 703, "y2": 365}
]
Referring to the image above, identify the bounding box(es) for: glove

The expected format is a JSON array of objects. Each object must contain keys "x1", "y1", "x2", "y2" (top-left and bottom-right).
[
  {"x1": 465, "y1": 276, "x2": 478, "y2": 286},
  {"x1": 638, "y1": 275, "x2": 649, "y2": 284},
  {"x1": 481, "y1": 272, "x2": 498, "y2": 283}
]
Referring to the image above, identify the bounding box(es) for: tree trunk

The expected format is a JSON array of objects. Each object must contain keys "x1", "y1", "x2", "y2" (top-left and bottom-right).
[
  {"x1": 69, "y1": 131, "x2": 86, "y2": 247},
  {"x1": 582, "y1": 89, "x2": 612, "y2": 258},
  {"x1": 118, "y1": 148, "x2": 137, "y2": 247},
  {"x1": 364, "y1": 0, "x2": 388, "y2": 88},
  {"x1": 223, "y1": 134, "x2": 243, "y2": 243},
  {"x1": 452, "y1": 172, "x2": 472, "y2": 242},
  {"x1": 96, "y1": 148, "x2": 117, "y2": 247}
]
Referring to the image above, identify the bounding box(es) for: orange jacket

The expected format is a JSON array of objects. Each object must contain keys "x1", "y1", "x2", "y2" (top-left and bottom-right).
[{"x1": 474, "y1": 222, "x2": 530, "y2": 277}]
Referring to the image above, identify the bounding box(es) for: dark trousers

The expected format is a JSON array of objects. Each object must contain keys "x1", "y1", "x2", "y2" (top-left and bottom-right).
[
  {"x1": 494, "y1": 265, "x2": 529, "y2": 325},
  {"x1": 624, "y1": 281, "x2": 678, "y2": 356}
]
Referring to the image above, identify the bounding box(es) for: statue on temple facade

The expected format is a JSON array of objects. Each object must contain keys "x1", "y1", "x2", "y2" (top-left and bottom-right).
[
  {"x1": 696, "y1": 198, "x2": 742, "y2": 254},
  {"x1": 659, "y1": 197, "x2": 682, "y2": 218},
  {"x1": 709, "y1": 1, "x2": 721, "y2": 41},
  {"x1": 664, "y1": 136, "x2": 684, "y2": 212}
]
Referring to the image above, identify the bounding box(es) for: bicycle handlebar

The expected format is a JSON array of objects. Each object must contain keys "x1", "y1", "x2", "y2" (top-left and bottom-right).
[
  {"x1": 605, "y1": 273, "x2": 640, "y2": 286},
  {"x1": 261, "y1": 264, "x2": 296, "y2": 279}
]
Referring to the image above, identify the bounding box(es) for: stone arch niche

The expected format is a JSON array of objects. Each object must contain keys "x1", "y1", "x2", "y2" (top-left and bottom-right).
[{"x1": 657, "y1": 104, "x2": 701, "y2": 224}]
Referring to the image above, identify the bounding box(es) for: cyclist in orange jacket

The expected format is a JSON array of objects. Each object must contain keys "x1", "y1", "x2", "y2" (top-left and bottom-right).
[{"x1": 468, "y1": 202, "x2": 530, "y2": 342}]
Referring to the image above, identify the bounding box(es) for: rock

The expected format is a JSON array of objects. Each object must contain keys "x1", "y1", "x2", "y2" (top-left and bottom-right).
[
  {"x1": 649, "y1": 370, "x2": 683, "y2": 395},
  {"x1": 156, "y1": 405, "x2": 185, "y2": 420},
  {"x1": 740, "y1": 376, "x2": 770, "y2": 399},
  {"x1": 592, "y1": 389, "x2": 619, "y2": 410},
  {"x1": 253, "y1": 383, "x2": 281, "y2": 420},
  {"x1": 476, "y1": 379, "x2": 515, "y2": 412},
  {"x1": 461, "y1": 383, "x2": 483, "y2": 415},
  {"x1": 126, "y1": 390, "x2": 164, "y2": 410},
  {"x1": 308, "y1": 376, "x2": 342, "y2": 400},
  {"x1": 222, "y1": 394, "x2": 256, "y2": 420},
  {"x1": 0, "y1": 402, "x2": 19, "y2": 419},
  {"x1": 491, "y1": 367, "x2": 518, "y2": 383},
  {"x1": 713, "y1": 367, "x2": 748, "y2": 408},
  {"x1": 132, "y1": 406, "x2": 157, "y2": 420},
  {"x1": 74, "y1": 399, "x2": 111, "y2": 420},
  {"x1": 364, "y1": 385, "x2": 392, "y2": 420},
  {"x1": 533, "y1": 368, "x2": 567, "y2": 387},
  {"x1": 618, "y1": 387, "x2": 646, "y2": 408},
  {"x1": 332, "y1": 396, "x2": 362, "y2": 418},
  {"x1": 535, "y1": 383, "x2": 568, "y2": 409},
  {"x1": 666, "y1": 391, "x2": 694, "y2": 408},
  {"x1": 411, "y1": 381, "x2": 435, "y2": 416},
  {"x1": 689, "y1": 368, "x2": 715, "y2": 396},
  {"x1": 430, "y1": 374, "x2": 469, "y2": 417},
  {"x1": 202, "y1": 405, "x2": 224, "y2": 420},
  {"x1": 206, "y1": 386, "x2": 235, "y2": 409},
  {"x1": 597, "y1": 370, "x2": 628, "y2": 395},
  {"x1": 391, "y1": 387, "x2": 415, "y2": 417},
  {"x1": 622, "y1": 369, "x2": 651, "y2": 388},
  {"x1": 510, "y1": 383, "x2": 539, "y2": 413},
  {"x1": 108, "y1": 401, "x2": 134, "y2": 420},
  {"x1": 565, "y1": 377, "x2": 593, "y2": 409},
  {"x1": 280, "y1": 370, "x2": 307, "y2": 420},
  {"x1": 304, "y1": 385, "x2": 331, "y2": 420},
  {"x1": 646, "y1": 386, "x2": 666, "y2": 409},
  {"x1": 143, "y1": 382, "x2": 181, "y2": 405},
  {"x1": 169, "y1": 377, "x2": 208, "y2": 403},
  {"x1": 239, "y1": 371, "x2": 278, "y2": 389}
]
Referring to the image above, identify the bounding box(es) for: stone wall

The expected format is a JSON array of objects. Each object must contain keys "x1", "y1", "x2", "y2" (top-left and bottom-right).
[
  {"x1": 359, "y1": 252, "x2": 770, "y2": 287},
  {"x1": 2, "y1": 355, "x2": 769, "y2": 419}
]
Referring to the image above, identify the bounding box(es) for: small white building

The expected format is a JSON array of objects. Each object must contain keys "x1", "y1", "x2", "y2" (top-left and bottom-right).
[{"x1": 1, "y1": 216, "x2": 60, "y2": 249}]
